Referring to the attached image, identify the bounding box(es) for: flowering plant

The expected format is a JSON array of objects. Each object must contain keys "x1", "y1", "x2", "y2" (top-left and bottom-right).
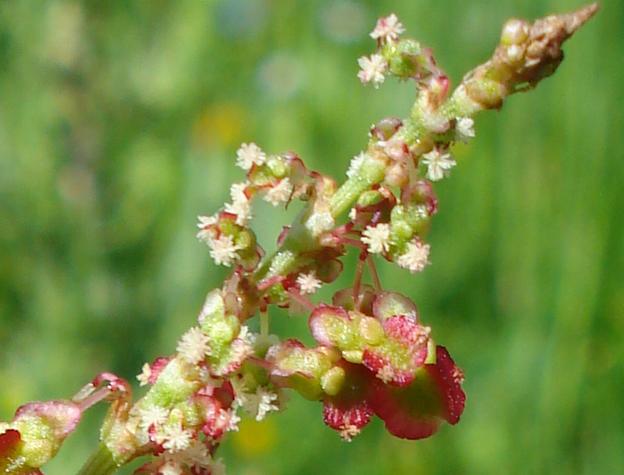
[{"x1": 0, "y1": 5, "x2": 597, "y2": 475}]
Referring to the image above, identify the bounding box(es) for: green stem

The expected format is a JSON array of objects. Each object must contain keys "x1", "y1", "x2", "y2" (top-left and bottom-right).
[
  {"x1": 254, "y1": 156, "x2": 387, "y2": 282},
  {"x1": 329, "y1": 157, "x2": 386, "y2": 217},
  {"x1": 77, "y1": 444, "x2": 118, "y2": 475}
]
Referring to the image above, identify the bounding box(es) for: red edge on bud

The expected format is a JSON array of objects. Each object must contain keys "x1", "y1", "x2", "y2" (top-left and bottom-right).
[
  {"x1": 0, "y1": 428, "x2": 21, "y2": 458},
  {"x1": 309, "y1": 305, "x2": 351, "y2": 347}
]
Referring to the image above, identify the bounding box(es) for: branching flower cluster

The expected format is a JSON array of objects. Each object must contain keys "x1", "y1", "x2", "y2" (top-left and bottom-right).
[{"x1": 0, "y1": 5, "x2": 597, "y2": 475}]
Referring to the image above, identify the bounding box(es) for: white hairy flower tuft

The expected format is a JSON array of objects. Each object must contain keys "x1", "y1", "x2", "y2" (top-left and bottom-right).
[
  {"x1": 339, "y1": 424, "x2": 361, "y2": 442},
  {"x1": 305, "y1": 211, "x2": 335, "y2": 236},
  {"x1": 264, "y1": 178, "x2": 293, "y2": 206},
  {"x1": 456, "y1": 117, "x2": 475, "y2": 143},
  {"x1": 396, "y1": 239, "x2": 431, "y2": 273},
  {"x1": 159, "y1": 462, "x2": 183, "y2": 475},
  {"x1": 296, "y1": 272, "x2": 323, "y2": 295},
  {"x1": 176, "y1": 327, "x2": 210, "y2": 365},
  {"x1": 236, "y1": 143, "x2": 266, "y2": 171},
  {"x1": 421, "y1": 150, "x2": 456, "y2": 181},
  {"x1": 224, "y1": 201, "x2": 251, "y2": 226},
  {"x1": 207, "y1": 234, "x2": 240, "y2": 267},
  {"x1": 175, "y1": 439, "x2": 213, "y2": 467},
  {"x1": 138, "y1": 405, "x2": 169, "y2": 431},
  {"x1": 160, "y1": 422, "x2": 193, "y2": 452},
  {"x1": 357, "y1": 54, "x2": 387, "y2": 87},
  {"x1": 224, "y1": 182, "x2": 252, "y2": 225},
  {"x1": 229, "y1": 182, "x2": 248, "y2": 203},
  {"x1": 361, "y1": 223, "x2": 391, "y2": 254},
  {"x1": 370, "y1": 13, "x2": 405, "y2": 43},
  {"x1": 236, "y1": 387, "x2": 280, "y2": 422},
  {"x1": 137, "y1": 363, "x2": 152, "y2": 386},
  {"x1": 209, "y1": 459, "x2": 226, "y2": 475},
  {"x1": 226, "y1": 410, "x2": 241, "y2": 432},
  {"x1": 196, "y1": 215, "x2": 217, "y2": 243}
]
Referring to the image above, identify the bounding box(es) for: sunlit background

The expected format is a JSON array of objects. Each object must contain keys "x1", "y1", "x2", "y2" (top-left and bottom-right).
[{"x1": 0, "y1": 0, "x2": 622, "y2": 474}]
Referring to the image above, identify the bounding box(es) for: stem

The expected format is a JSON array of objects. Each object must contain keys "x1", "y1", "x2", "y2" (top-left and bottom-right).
[
  {"x1": 260, "y1": 309, "x2": 269, "y2": 337},
  {"x1": 77, "y1": 444, "x2": 118, "y2": 475},
  {"x1": 367, "y1": 256, "x2": 382, "y2": 291},
  {"x1": 329, "y1": 157, "x2": 386, "y2": 217}
]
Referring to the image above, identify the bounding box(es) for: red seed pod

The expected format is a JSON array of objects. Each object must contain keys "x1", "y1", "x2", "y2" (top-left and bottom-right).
[{"x1": 370, "y1": 346, "x2": 465, "y2": 439}]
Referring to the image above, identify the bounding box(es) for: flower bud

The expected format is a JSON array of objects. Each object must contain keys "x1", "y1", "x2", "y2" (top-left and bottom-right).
[
  {"x1": 0, "y1": 400, "x2": 82, "y2": 472},
  {"x1": 370, "y1": 117, "x2": 403, "y2": 141},
  {"x1": 501, "y1": 19, "x2": 529, "y2": 45}
]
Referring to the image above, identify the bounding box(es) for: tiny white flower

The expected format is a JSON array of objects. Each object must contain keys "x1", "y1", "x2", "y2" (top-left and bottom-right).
[
  {"x1": 207, "y1": 234, "x2": 240, "y2": 267},
  {"x1": 421, "y1": 150, "x2": 456, "y2": 181},
  {"x1": 357, "y1": 54, "x2": 387, "y2": 87},
  {"x1": 176, "y1": 439, "x2": 213, "y2": 466},
  {"x1": 339, "y1": 424, "x2": 361, "y2": 442},
  {"x1": 370, "y1": 13, "x2": 405, "y2": 43},
  {"x1": 197, "y1": 215, "x2": 217, "y2": 228},
  {"x1": 396, "y1": 239, "x2": 430, "y2": 273},
  {"x1": 237, "y1": 325, "x2": 255, "y2": 346},
  {"x1": 177, "y1": 327, "x2": 210, "y2": 365},
  {"x1": 210, "y1": 459, "x2": 227, "y2": 475},
  {"x1": 422, "y1": 112, "x2": 450, "y2": 134},
  {"x1": 159, "y1": 461, "x2": 183, "y2": 475},
  {"x1": 224, "y1": 200, "x2": 252, "y2": 226},
  {"x1": 236, "y1": 387, "x2": 280, "y2": 422},
  {"x1": 456, "y1": 117, "x2": 475, "y2": 143},
  {"x1": 138, "y1": 405, "x2": 169, "y2": 431},
  {"x1": 361, "y1": 223, "x2": 391, "y2": 254},
  {"x1": 229, "y1": 182, "x2": 248, "y2": 204},
  {"x1": 196, "y1": 215, "x2": 217, "y2": 243},
  {"x1": 236, "y1": 142, "x2": 266, "y2": 171},
  {"x1": 227, "y1": 410, "x2": 241, "y2": 432},
  {"x1": 226, "y1": 338, "x2": 254, "y2": 372},
  {"x1": 137, "y1": 363, "x2": 152, "y2": 386},
  {"x1": 264, "y1": 178, "x2": 293, "y2": 206},
  {"x1": 346, "y1": 152, "x2": 368, "y2": 178},
  {"x1": 348, "y1": 207, "x2": 358, "y2": 221},
  {"x1": 224, "y1": 182, "x2": 252, "y2": 225},
  {"x1": 256, "y1": 388, "x2": 280, "y2": 421},
  {"x1": 305, "y1": 210, "x2": 335, "y2": 236},
  {"x1": 161, "y1": 422, "x2": 193, "y2": 452},
  {"x1": 414, "y1": 205, "x2": 429, "y2": 219},
  {"x1": 296, "y1": 272, "x2": 322, "y2": 294}
]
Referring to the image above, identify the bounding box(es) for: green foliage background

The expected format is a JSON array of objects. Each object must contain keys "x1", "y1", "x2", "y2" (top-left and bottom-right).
[{"x1": 0, "y1": 1, "x2": 622, "y2": 474}]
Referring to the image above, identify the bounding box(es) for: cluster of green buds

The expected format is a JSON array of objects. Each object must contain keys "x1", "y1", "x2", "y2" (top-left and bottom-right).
[{"x1": 0, "y1": 5, "x2": 596, "y2": 475}]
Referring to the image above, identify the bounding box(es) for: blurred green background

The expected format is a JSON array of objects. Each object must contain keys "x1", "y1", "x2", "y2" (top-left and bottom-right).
[{"x1": 0, "y1": 0, "x2": 622, "y2": 474}]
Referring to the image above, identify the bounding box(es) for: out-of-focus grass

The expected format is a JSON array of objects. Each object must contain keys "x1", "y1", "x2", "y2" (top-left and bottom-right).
[{"x1": 0, "y1": 1, "x2": 622, "y2": 474}]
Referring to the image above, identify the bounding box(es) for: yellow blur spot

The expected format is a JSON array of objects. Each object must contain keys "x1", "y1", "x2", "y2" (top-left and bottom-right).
[
  {"x1": 232, "y1": 417, "x2": 278, "y2": 457},
  {"x1": 193, "y1": 103, "x2": 247, "y2": 150}
]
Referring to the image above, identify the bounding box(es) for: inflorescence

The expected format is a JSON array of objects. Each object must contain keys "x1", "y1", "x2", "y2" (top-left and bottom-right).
[{"x1": 0, "y1": 5, "x2": 597, "y2": 475}]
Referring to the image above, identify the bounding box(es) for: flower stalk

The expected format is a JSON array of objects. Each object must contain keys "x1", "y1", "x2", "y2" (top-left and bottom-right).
[{"x1": 77, "y1": 445, "x2": 117, "y2": 475}]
